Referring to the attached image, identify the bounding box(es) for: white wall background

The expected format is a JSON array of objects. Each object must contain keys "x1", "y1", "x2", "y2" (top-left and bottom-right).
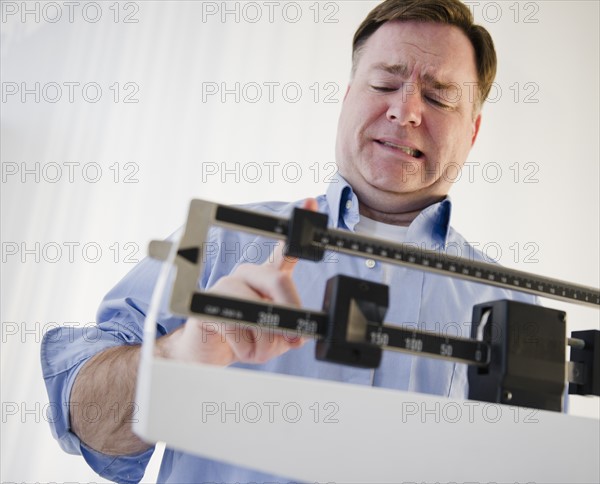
[{"x1": 1, "y1": 0, "x2": 598, "y2": 482}]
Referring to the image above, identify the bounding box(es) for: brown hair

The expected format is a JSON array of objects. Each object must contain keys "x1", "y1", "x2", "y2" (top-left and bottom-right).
[{"x1": 352, "y1": 0, "x2": 497, "y2": 110}]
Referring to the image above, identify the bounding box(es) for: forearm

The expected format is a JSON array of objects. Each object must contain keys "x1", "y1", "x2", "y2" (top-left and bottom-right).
[
  {"x1": 69, "y1": 344, "x2": 149, "y2": 456},
  {"x1": 68, "y1": 240, "x2": 307, "y2": 455}
]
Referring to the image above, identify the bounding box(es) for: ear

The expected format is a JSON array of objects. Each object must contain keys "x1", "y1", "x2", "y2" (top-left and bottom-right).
[
  {"x1": 471, "y1": 113, "x2": 482, "y2": 146},
  {"x1": 343, "y1": 84, "x2": 351, "y2": 101}
]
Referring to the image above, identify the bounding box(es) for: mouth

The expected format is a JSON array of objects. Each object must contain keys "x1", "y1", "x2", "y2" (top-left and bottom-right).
[{"x1": 375, "y1": 140, "x2": 423, "y2": 159}]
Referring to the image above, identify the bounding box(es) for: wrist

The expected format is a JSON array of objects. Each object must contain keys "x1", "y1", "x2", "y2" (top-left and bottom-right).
[{"x1": 154, "y1": 325, "x2": 183, "y2": 360}]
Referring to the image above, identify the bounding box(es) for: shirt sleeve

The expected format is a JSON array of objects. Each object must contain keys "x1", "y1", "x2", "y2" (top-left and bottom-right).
[
  {"x1": 39, "y1": 214, "x2": 288, "y2": 481},
  {"x1": 39, "y1": 223, "x2": 229, "y2": 482},
  {"x1": 40, "y1": 253, "x2": 187, "y2": 483}
]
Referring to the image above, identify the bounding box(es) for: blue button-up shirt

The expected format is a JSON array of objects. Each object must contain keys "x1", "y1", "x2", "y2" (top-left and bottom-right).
[{"x1": 41, "y1": 174, "x2": 536, "y2": 483}]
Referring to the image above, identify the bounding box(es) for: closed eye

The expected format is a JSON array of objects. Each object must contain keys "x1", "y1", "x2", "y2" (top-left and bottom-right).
[
  {"x1": 371, "y1": 86, "x2": 397, "y2": 93},
  {"x1": 425, "y1": 95, "x2": 453, "y2": 110}
]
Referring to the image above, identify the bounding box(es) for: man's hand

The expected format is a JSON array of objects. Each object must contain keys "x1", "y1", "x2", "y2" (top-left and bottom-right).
[{"x1": 158, "y1": 199, "x2": 318, "y2": 366}]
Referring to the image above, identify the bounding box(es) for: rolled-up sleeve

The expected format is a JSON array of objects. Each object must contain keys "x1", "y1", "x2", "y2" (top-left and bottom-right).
[
  {"x1": 40, "y1": 319, "x2": 154, "y2": 483},
  {"x1": 40, "y1": 254, "x2": 186, "y2": 483}
]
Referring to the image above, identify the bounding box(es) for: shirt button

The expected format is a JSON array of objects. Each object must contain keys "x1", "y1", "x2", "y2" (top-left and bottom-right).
[
  {"x1": 345, "y1": 200, "x2": 353, "y2": 210},
  {"x1": 365, "y1": 259, "x2": 376, "y2": 269}
]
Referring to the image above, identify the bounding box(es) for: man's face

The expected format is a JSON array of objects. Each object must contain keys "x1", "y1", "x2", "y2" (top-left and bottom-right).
[{"x1": 335, "y1": 20, "x2": 482, "y2": 216}]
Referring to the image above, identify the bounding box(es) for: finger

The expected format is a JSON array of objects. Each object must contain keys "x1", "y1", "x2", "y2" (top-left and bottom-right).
[
  {"x1": 302, "y1": 197, "x2": 318, "y2": 212},
  {"x1": 251, "y1": 333, "x2": 306, "y2": 363},
  {"x1": 231, "y1": 329, "x2": 305, "y2": 364},
  {"x1": 235, "y1": 263, "x2": 301, "y2": 305},
  {"x1": 270, "y1": 199, "x2": 318, "y2": 272},
  {"x1": 208, "y1": 276, "x2": 265, "y2": 301},
  {"x1": 267, "y1": 240, "x2": 298, "y2": 274}
]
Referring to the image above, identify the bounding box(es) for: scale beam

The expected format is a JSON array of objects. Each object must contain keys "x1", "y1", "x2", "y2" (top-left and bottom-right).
[
  {"x1": 214, "y1": 203, "x2": 600, "y2": 307},
  {"x1": 191, "y1": 291, "x2": 491, "y2": 367},
  {"x1": 148, "y1": 199, "x2": 600, "y2": 411}
]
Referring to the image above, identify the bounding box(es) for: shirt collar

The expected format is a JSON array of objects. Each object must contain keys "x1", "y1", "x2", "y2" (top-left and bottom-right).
[
  {"x1": 325, "y1": 172, "x2": 452, "y2": 248},
  {"x1": 325, "y1": 172, "x2": 358, "y2": 230}
]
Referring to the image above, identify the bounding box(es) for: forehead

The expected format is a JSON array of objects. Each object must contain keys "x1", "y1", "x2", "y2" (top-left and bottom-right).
[{"x1": 356, "y1": 20, "x2": 478, "y2": 84}]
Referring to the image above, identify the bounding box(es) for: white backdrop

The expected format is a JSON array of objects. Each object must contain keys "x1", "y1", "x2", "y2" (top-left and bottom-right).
[{"x1": 1, "y1": 0, "x2": 598, "y2": 482}]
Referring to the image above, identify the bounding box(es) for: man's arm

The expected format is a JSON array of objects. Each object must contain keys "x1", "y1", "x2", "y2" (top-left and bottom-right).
[
  {"x1": 70, "y1": 344, "x2": 147, "y2": 455},
  {"x1": 69, "y1": 235, "x2": 311, "y2": 454}
]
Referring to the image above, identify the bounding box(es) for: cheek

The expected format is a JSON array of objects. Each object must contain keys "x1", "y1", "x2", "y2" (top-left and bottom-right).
[
  {"x1": 337, "y1": 104, "x2": 357, "y2": 144},
  {"x1": 431, "y1": 118, "x2": 474, "y2": 157},
  {"x1": 344, "y1": 93, "x2": 383, "y2": 132},
  {"x1": 338, "y1": 109, "x2": 366, "y2": 161}
]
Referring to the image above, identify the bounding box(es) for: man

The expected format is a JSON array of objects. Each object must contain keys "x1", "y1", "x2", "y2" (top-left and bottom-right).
[{"x1": 41, "y1": 0, "x2": 535, "y2": 482}]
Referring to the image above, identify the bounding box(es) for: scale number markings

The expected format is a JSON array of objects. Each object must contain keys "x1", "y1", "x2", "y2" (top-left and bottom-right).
[
  {"x1": 257, "y1": 311, "x2": 279, "y2": 326},
  {"x1": 440, "y1": 343, "x2": 453, "y2": 357},
  {"x1": 370, "y1": 331, "x2": 389, "y2": 346},
  {"x1": 404, "y1": 337, "x2": 423, "y2": 352},
  {"x1": 297, "y1": 318, "x2": 318, "y2": 334}
]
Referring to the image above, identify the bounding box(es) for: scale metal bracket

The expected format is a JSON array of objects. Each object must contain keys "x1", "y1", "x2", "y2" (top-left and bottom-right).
[{"x1": 149, "y1": 199, "x2": 600, "y2": 411}]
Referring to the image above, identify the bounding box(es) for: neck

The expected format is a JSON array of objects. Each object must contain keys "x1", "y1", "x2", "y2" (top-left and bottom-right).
[{"x1": 358, "y1": 203, "x2": 422, "y2": 226}]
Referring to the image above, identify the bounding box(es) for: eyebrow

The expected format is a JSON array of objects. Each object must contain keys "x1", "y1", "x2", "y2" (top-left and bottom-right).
[{"x1": 372, "y1": 63, "x2": 456, "y2": 91}]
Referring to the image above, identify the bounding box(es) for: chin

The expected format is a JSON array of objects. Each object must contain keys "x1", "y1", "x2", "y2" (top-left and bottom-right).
[{"x1": 364, "y1": 173, "x2": 425, "y2": 195}]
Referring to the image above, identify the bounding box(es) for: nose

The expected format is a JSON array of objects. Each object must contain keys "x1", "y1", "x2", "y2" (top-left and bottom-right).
[{"x1": 386, "y1": 84, "x2": 422, "y2": 127}]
